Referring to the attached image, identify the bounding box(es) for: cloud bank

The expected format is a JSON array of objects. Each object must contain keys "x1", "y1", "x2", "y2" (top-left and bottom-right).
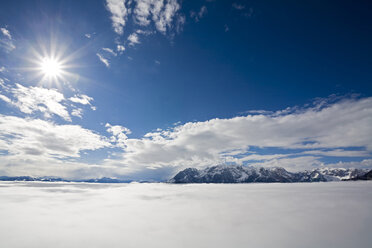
[
  {"x1": 100, "y1": 96, "x2": 372, "y2": 179},
  {"x1": 0, "y1": 86, "x2": 371, "y2": 180},
  {"x1": 0, "y1": 182, "x2": 371, "y2": 248}
]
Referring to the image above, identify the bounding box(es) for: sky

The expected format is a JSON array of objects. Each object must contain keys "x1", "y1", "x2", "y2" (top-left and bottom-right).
[{"x1": 0, "y1": 0, "x2": 371, "y2": 181}]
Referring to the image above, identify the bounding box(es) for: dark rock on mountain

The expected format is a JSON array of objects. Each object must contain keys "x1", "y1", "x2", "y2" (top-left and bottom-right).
[
  {"x1": 169, "y1": 165, "x2": 368, "y2": 184},
  {"x1": 350, "y1": 169, "x2": 372, "y2": 181}
]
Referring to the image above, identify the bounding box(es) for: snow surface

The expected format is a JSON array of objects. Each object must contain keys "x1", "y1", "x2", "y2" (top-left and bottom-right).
[{"x1": 0, "y1": 181, "x2": 371, "y2": 248}]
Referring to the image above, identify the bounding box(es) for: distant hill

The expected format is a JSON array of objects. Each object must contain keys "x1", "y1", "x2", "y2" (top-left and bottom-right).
[
  {"x1": 0, "y1": 176, "x2": 132, "y2": 183},
  {"x1": 169, "y1": 165, "x2": 368, "y2": 183}
]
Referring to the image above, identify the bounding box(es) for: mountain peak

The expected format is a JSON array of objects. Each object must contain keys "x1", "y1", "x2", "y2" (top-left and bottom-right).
[{"x1": 169, "y1": 165, "x2": 368, "y2": 184}]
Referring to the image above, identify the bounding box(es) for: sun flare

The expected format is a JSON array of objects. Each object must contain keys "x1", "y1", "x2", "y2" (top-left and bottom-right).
[{"x1": 40, "y1": 57, "x2": 62, "y2": 77}]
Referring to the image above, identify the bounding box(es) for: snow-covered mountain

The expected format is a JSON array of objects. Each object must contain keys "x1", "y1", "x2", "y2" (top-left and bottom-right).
[
  {"x1": 350, "y1": 169, "x2": 372, "y2": 181},
  {"x1": 169, "y1": 165, "x2": 368, "y2": 183}
]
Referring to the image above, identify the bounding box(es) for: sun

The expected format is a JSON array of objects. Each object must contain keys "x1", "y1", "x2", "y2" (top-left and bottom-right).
[
  {"x1": 25, "y1": 37, "x2": 81, "y2": 87},
  {"x1": 40, "y1": 57, "x2": 62, "y2": 77}
]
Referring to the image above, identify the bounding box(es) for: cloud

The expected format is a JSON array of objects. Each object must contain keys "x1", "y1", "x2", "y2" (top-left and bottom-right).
[
  {"x1": 0, "y1": 115, "x2": 110, "y2": 159},
  {"x1": 133, "y1": 0, "x2": 153, "y2": 26},
  {"x1": 102, "y1": 0, "x2": 184, "y2": 65},
  {"x1": 71, "y1": 108, "x2": 83, "y2": 118},
  {"x1": 0, "y1": 94, "x2": 11, "y2": 103},
  {"x1": 190, "y1": 6, "x2": 207, "y2": 22},
  {"x1": 106, "y1": 0, "x2": 128, "y2": 35},
  {"x1": 1, "y1": 93, "x2": 371, "y2": 180},
  {"x1": 117, "y1": 44, "x2": 125, "y2": 53},
  {"x1": 232, "y1": 3, "x2": 245, "y2": 10},
  {"x1": 128, "y1": 33, "x2": 140, "y2": 46},
  {"x1": 224, "y1": 24, "x2": 229, "y2": 32},
  {"x1": 133, "y1": 0, "x2": 181, "y2": 34},
  {"x1": 1, "y1": 182, "x2": 371, "y2": 248},
  {"x1": 102, "y1": 96, "x2": 372, "y2": 177},
  {"x1": 0, "y1": 27, "x2": 15, "y2": 52},
  {"x1": 69, "y1": 94, "x2": 94, "y2": 105},
  {"x1": 97, "y1": 48, "x2": 120, "y2": 67},
  {"x1": 106, "y1": 123, "x2": 132, "y2": 148},
  {"x1": 96, "y1": 53, "x2": 110, "y2": 67},
  {"x1": 0, "y1": 82, "x2": 94, "y2": 121},
  {"x1": 102, "y1": 47, "x2": 117, "y2": 56},
  {"x1": 0, "y1": 28, "x2": 11, "y2": 39},
  {"x1": 1, "y1": 83, "x2": 71, "y2": 121}
]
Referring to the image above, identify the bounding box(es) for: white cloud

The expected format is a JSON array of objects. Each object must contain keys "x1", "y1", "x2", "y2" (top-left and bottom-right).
[
  {"x1": 103, "y1": 0, "x2": 184, "y2": 66},
  {"x1": 69, "y1": 94, "x2": 94, "y2": 105},
  {"x1": 106, "y1": 0, "x2": 128, "y2": 35},
  {"x1": 106, "y1": 123, "x2": 131, "y2": 148},
  {"x1": 0, "y1": 28, "x2": 11, "y2": 39},
  {"x1": 117, "y1": 44, "x2": 125, "y2": 53},
  {"x1": 128, "y1": 33, "x2": 140, "y2": 46},
  {"x1": 0, "y1": 27, "x2": 15, "y2": 52},
  {"x1": 102, "y1": 47, "x2": 117, "y2": 56},
  {"x1": 0, "y1": 82, "x2": 94, "y2": 121},
  {"x1": 0, "y1": 115, "x2": 110, "y2": 158},
  {"x1": 96, "y1": 53, "x2": 110, "y2": 67},
  {"x1": 155, "y1": 0, "x2": 180, "y2": 33},
  {"x1": 102, "y1": 96, "x2": 372, "y2": 176},
  {"x1": 5, "y1": 84, "x2": 71, "y2": 121},
  {"x1": 133, "y1": 0, "x2": 181, "y2": 34},
  {"x1": 0, "y1": 94, "x2": 11, "y2": 103},
  {"x1": 1, "y1": 93, "x2": 371, "y2": 180},
  {"x1": 71, "y1": 108, "x2": 83, "y2": 118},
  {"x1": 1, "y1": 182, "x2": 371, "y2": 248},
  {"x1": 134, "y1": 0, "x2": 152, "y2": 26}
]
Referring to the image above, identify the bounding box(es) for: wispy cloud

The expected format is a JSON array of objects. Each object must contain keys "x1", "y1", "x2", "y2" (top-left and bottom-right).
[
  {"x1": 96, "y1": 53, "x2": 110, "y2": 67},
  {"x1": 0, "y1": 82, "x2": 94, "y2": 121},
  {"x1": 224, "y1": 24, "x2": 229, "y2": 32},
  {"x1": 1, "y1": 83, "x2": 71, "y2": 121},
  {"x1": 71, "y1": 108, "x2": 83, "y2": 118},
  {"x1": 133, "y1": 0, "x2": 181, "y2": 34},
  {"x1": 0, "y1": 27, "x2": 12, "y2": 39},
  {"x1": 102, "y1": 47, "x2": 117, "y2": 56},
  {"x1": 0, "y1": 27, "x2": 15, "y2": 52},
  {"x1": 104, "y1": 0, "x2": 183, "y2": 49},
  {"x1": 69, "y1": 94, "x2": 94, "y2": 105},
  {"x1": 232, "y1": 3, "x2": 245, "y2": 10},
  {"x1": 190, "y1": 6, "x2": 207, "y2": 22}
]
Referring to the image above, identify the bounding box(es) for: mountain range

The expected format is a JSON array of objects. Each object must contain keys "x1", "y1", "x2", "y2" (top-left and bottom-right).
[
  {"x1": 169, "y1": 165, "x2": 371, "y2": 183},
  {"x1": 1, "y1": 165, "x2": 371, "y2": 183},
  {"x1": 0, "y1": 176, "x2": 133, "y2": 183}
]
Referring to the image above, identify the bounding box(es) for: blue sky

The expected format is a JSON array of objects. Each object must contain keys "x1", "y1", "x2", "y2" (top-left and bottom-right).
[{"x1": 0, "y1": 0, "x2": 371, "y2": 180}]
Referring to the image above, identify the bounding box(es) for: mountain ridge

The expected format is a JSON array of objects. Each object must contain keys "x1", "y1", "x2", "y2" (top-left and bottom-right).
[{"x1": 169, "y1": 165, "x2": 369, "y2": 183}]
